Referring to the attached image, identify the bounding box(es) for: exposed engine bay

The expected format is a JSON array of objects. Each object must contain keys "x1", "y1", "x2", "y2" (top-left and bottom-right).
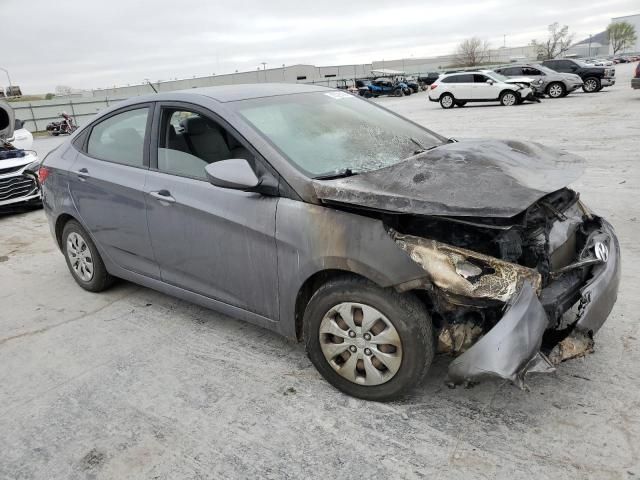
[{"x1": 365, "y1": 187, "x2": 619, "y2": 386}]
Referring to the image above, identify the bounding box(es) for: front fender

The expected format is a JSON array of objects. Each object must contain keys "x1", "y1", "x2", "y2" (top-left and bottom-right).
[{"x1": 275, "y1": 199, "x2": 426, "y2": 338}]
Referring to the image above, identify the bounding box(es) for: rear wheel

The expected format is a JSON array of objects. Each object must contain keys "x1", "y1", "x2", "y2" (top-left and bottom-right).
[
  {"x1": 500, "y1": 90, "x2": 518, "y2": 106},
  {"x1": 547, "y1": 82, "x2": 566, "y2": 98},
  {"x1": 62, "y1": 220, "x2": 114, "y2": 292},
  {"x1": 582, "y1": 77, "x2": 600, "y2": 93},
  {"x1": 439, "y1": 93, "x2": 455, "y2": 109},
  {"x1": 304, "y1": 276, "x2": 434, "y2": 401}
]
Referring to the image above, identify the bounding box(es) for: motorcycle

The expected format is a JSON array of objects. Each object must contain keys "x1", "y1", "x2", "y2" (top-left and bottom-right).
[{"x1": 46, "y1": 112, "x2": 78, "y2": 136}]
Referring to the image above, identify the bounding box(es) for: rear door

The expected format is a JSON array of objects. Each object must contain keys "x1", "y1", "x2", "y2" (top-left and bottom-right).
[
  {"x1": 144, "y1": 102, "x2": 280, "y2": 319},
  {"x1": 69, "y1": 104, "x2": 160, "y2": 278},
  {"x1": 445, "y1": 74, "x2": 473, "y2": 99}
]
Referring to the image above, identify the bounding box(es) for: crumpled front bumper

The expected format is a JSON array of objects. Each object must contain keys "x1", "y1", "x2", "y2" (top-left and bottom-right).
[{"x1": 447, "y1": 220, "x2": 620, "y2": 387}]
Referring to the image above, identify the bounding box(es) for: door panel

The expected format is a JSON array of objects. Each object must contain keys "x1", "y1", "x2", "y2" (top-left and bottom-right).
[
  {"x1": 144, "y1": 171, "x2": 279, "y2": 319},
  {"x1": 472, "y1": 74, "x2": 500, "y2": 99},
  {"x1": 452, "y1": 74, "x2": 473, "y2": 99},
  {"x1": 68, "y1": 105, "x2": 159, "y2": 278}
]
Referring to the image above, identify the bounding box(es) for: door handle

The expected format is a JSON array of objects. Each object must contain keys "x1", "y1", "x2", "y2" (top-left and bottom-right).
[
  {"x1": 73, "y1": 168, "x2": 90, "y2": 180},
  {"x1": 149, "y1": 190, "x2": 176, "y2": 204}
]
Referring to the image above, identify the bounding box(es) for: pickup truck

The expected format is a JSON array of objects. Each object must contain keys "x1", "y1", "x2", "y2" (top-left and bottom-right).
[{"x1": 542, "y1": 59, "x2": 616, "y2": 93}]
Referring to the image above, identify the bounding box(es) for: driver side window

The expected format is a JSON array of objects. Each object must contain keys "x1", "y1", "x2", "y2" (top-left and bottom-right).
[{"x1": 157, "y1": 108, "x2": 254, "y2": 180}]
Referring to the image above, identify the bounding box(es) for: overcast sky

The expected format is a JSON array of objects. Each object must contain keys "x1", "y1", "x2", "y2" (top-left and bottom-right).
[{"x1": 2, "y1": 0, "x2": 637, "y2": 93}]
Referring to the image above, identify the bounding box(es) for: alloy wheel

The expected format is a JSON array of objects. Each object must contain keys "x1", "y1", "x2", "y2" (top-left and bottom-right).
[
  {"x1": 584, "y1": 79, "x2": 598, "y2": 92},
  {"x1": 66, "y1": 232, "x2": 94, "y2": 282},
  {"x1": 548, "y1": 84, "x2": 563, "y2": 98},
  {"x1": 502, "y1": 92, "x2": 516, "y2": 106},
  {"x1": 441, "y1": 95, "x2": 453, "y2": 108},
  {"x1": 319, "y1": 302, "x2": 403, "y2": 386}
]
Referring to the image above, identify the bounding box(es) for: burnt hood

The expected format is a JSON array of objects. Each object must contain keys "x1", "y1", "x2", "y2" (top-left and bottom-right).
[{"x1": 312, "y1": 139, "x2": 585, "y2": 218}]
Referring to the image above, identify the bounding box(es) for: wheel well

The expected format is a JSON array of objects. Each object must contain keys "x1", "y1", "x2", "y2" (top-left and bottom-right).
[
  {"x1": 500, "y1": 89, "x2": 517, "y2": 97},
  {"x1": 294, "y1": 270, "x2": 370, "y2": 342},
  {"x1": 546, "y1": 81, "x2": 563, "y2": 91},
  {"x1": 439, "y1": 92, "x2": 453, "y2": 99},
  {"x1": 54, "y1": 213, "x2": 75, "y2": 248}
]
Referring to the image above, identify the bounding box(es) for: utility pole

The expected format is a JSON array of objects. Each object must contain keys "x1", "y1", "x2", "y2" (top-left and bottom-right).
[
  {"x1": 588, "y1": 34, "x2": 592, "y2": 58},
  {"x1": 503, "y1": 34, "x2": 506, "y2": 48},
  {"x1": 0, "y1": 67, "x2": 13, "y2": 96}
]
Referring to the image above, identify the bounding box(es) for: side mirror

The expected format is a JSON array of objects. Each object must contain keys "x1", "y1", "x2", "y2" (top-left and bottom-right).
[
  {"x1": 486, "y1": 79, "x2": 495, "y2": 85},
  {"x1": 205, "y1": 159, "x2": 260, "y2": 191}
]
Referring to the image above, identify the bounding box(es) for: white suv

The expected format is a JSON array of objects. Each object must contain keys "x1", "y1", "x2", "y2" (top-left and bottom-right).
[{"x1": 428, "y1": 70, "x2": 535, "y2": 109}]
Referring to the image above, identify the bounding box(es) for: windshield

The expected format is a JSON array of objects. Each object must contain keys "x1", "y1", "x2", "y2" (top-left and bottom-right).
[{"x1": 231, "y1": 91, "x2": 444, "y2": 177}]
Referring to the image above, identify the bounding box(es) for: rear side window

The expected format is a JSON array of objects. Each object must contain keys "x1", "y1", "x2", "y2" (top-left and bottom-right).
[
  {"x1": 522, "y1": 67, "x2": 541, "y2": 76},
  {"x1": 502, "y1": 67, "x2": 522, "y2": 76},
  {"x1": 441, "y1": 76, "x2": 458, "y2": 83},
  {"x1": 87, "y1": 108, "x2": 149, "y2": 167},
  {"x1": 456, "y1": 74, "x2": 474, "y2": 83}
]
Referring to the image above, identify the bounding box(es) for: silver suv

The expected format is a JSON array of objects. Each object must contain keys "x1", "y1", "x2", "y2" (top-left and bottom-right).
[{"x1": 495, "y1": 64, "x2": 583, "y2": 98}]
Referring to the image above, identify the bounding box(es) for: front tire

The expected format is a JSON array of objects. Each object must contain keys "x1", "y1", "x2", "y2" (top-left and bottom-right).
[
  {"x1": 62, "y1": 220, "x2": 114, "y2": 292},
  {"x1": 303, "y1": 276, "x2": 434, "y2": 401},
  {"x1": 582, "y1": 77, "x2": 600, "y2": 93},
  {"x1": 439, "y1": 93, "x2": 455, "y2": 109},
  {"x1": 500, "y1": 90, "x2": 518, "y2": 106},
  {"x1": 547, "y1": 82, "x2": 566, "y2": 98}
]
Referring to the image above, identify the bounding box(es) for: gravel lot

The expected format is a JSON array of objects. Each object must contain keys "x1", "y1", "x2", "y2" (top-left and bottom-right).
[{"x1": 1, "y1": 63, "x2": 639, "y2": 480}]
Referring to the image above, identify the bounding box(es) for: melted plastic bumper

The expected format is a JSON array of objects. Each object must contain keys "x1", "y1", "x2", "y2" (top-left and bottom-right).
[{"x1": 446, "y1": 221, "x2": 620, "y2": 387}]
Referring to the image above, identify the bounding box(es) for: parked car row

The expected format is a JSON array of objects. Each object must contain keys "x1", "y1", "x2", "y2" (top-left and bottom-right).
[{"x1": 428, "y1": 58, "x2": 619, "y2": 109}]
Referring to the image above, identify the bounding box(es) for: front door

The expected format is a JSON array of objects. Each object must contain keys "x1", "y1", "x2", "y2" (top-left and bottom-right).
[
  {"x1": 144, "y1": 104, "x2": 280, "y2": 319},
  {"x1": 472, "y1": 74, "x2": 501, "y2": 99},
  {"x1": 68, "y1": 104, "x2": 160, "y2": 279}
]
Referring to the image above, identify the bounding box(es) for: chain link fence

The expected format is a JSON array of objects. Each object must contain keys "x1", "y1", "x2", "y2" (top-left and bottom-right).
[{"x1": 11, "y1": 97, "x2": 128, "y2": 133}]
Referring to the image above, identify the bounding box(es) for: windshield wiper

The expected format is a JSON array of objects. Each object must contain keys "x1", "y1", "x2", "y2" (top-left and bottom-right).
[{"x1": 313, "y1": 168, "x2": 357, "y2": 180}]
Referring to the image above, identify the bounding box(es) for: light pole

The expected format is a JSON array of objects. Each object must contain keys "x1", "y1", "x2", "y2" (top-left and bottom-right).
[
  {"x1": 588, "y1": 34, "x2": 592, "y2": 58},
  {"x1": 0, "y1": 67, "x2": 13, "y2": 96},
  {"x1": 261, "y1": 62, "x2": 267, "y2": 82}
]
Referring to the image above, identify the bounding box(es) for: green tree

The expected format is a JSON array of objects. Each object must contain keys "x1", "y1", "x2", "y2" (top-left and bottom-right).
[{"x1": 607, "y1": 21, "x2": 637, "y2": 54}]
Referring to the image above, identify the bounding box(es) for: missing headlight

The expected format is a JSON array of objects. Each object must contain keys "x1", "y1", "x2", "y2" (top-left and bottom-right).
[{"x1": 390, "y1": 229, "x2": 541, "y2": 303}]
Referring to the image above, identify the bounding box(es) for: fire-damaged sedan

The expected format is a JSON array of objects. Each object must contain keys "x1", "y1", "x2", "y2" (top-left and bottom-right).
[{"x1": 39, "y1": 84, "x2": 620, "y2": 401}]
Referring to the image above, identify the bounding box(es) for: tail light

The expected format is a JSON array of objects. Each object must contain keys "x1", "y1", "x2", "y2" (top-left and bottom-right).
[
  {"x1": 38, "y1": 166, "x2": 51, "y2": 184},
  {"x1": 430, "y1": 84, "x2": 438, "y2": 90},
  {"x1": 636, "y1": 63, "x2": 640, "y2": 78}
]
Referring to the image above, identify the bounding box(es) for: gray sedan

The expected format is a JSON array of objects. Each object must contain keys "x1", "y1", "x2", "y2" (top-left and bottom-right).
[
  {"x1": 495, "y1": 64, "x2": 583, "y2": 98},
  {"x1": 37, "y1": 84, "x2": 619, "y2": 400}
]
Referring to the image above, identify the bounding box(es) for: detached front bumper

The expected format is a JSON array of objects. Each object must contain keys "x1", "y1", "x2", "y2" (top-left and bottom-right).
[{"x1": 446, "y1": 220, "x2": 620, "y2": 387}]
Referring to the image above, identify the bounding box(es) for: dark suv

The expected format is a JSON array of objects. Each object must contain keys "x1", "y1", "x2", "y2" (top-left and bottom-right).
[
  {"x1": 542, "y1": 59, "x2": 616, "y2": 93},
  {"x1": 632, "y1": 62, "x2": 640, "y2": 89}
]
